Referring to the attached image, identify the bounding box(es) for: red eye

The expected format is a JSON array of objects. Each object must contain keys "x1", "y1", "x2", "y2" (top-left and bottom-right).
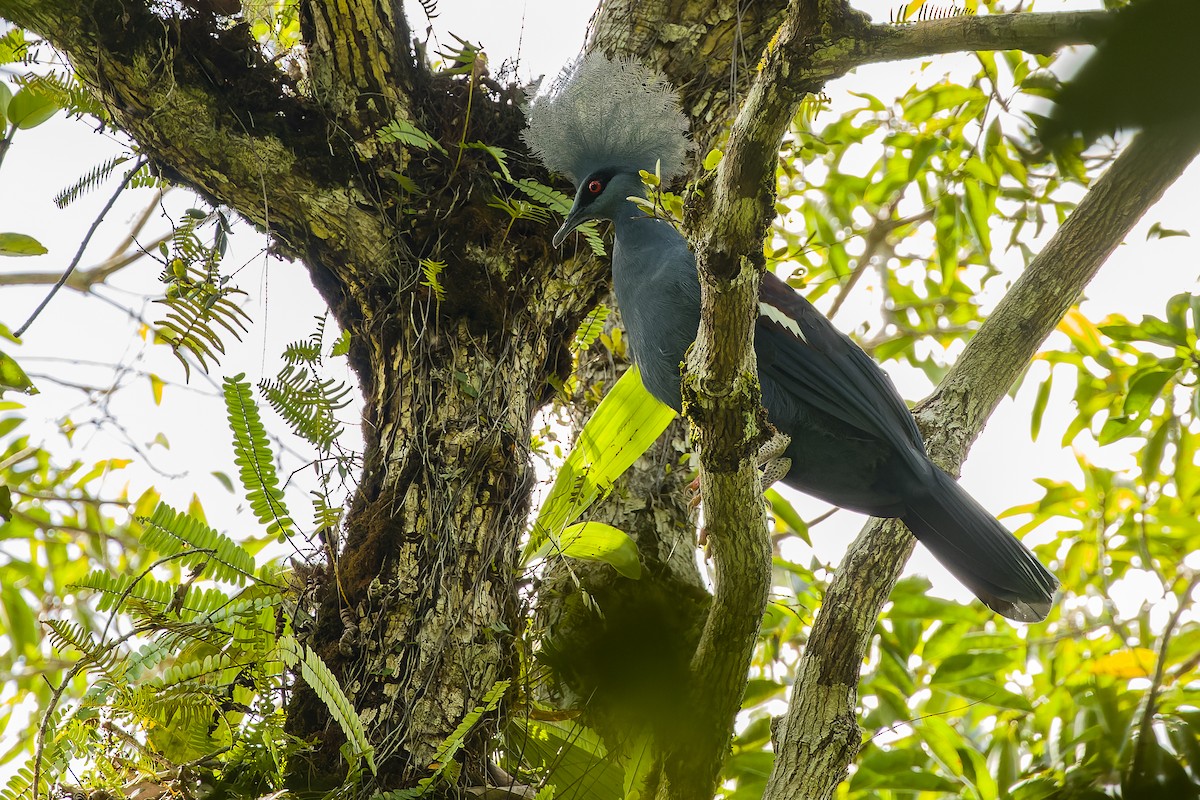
[{"x1": 588, "y1": 179, "x2": 603, "y2": 194}]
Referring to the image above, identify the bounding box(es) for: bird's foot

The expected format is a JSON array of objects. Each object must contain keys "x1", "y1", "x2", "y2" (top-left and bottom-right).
[
  {"x1": 687, "y1": 431, "x2": 792, "y2": 513},
  {"x1": 755, "y1": 430, "x2": 792, "y2": 491}
]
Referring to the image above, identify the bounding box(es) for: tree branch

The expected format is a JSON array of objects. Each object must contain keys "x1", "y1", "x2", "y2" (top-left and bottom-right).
[
  {"x1": 763, "y1": 120, "x2": 1200, "y2": 800},
  {"x1": 808, "y1": 10, "x2": 1110, "y2": 83},
  {"x1": 662, "y1": 1, "x2": 831, "y2": 796},
  {"x1": 14, "y1": 157, "x2": 144, "y2": 337},
  {"x1": 644, "y1": 2, "x2": 1116, "y2": 795},
  {"x1": 0, "y1": 192, "x2": 171, "y2": 294},
  {"x1": 1128, "y1": 569, "x2": 1200, "y2": 789},
  {"x1": 0, "y1": 0, "x2": 412, "y2": 360},
  {"x1": 298, "y1": 0, "x2": 414, "y2": 127}
]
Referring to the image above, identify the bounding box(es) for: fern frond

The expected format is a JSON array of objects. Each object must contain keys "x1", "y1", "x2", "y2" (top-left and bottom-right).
[
  {"x1": 258, "y1": 367, "x2": 350, "y2": 451},
  {"x1": 420, "y1": 259, "x2": 447, "y2": 302},
  {"x1": 54, "y1": 154, "x2": 132, "y2": 208},
  {"x1": 154, "y1": 210, "x2": 249, "y2": 377},
  {"x1": 890, "y1": 1, "x2": 973, "y2": 23},
  {"x1": 128, "y1": 162, "x2": 166, "y2": 190},
  {"x1": 573, "y1": 304, "x2": 610, "y2": 351},
  {"x1": 510, "y1": 178, "x2": 572, "y2": 213},
  {"x1": 43, "y1": 619, "x2": 125, "y2": 684},
  {"x1": 432, "y1": 680, "x2": 508, "y2": 764},
  {"x1": 224, "y1": 376, "x2": 297, "y2": 539},
  {"x1": 0, "y1": 28, "x2": 30, "y2": 66},
  {"x1": 311, "y1": 492, "x2": 344, "y2": 532},
  {"x1": 154, "y1": 292, "x2": 250, "y2": 377},
  {"x1": 0, "y1": 763, "x2": 37, "y2": 800},
  {"x1": 15, "y1": 71, "x2": 108, "y2": 121},
  {"x1": 140, "y1": 502, "x2": 257, "y2": 584},
  {"x1": 373, "y1": 680, "x2": 509, "y2": 800},
  {"x1": 278, "y1": 635, "x2": 376, "y2": 774},
  {"x1": 72, "y1": 570, "x2": 174, "y2": 612},
  {"x1": 376, "y1": 118, "x2": 446, "y2": 153}
]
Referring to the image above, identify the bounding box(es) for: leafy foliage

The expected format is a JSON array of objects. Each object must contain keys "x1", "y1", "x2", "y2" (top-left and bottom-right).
[
  {"x1": 523, "y1": 366, "x2": 675, "y2": 571},
  {"x1": 154, "y1": 209, "x2": 250, "y2": 377},
  {"x1": 53, "y1": 153, "x2": 133, "y2": 208},
  {"x1": 0, "y1": 373, "x2": 331, "y2": 799},
  {"x1": 280, "y1": 635, "x2": 377, "y2": 776},
  {"x1": 225, "y1": 374, "x2": 297, "y2": 540},
  {"x1": 259, "y1": 317, "x2": 352, "y2": 452},
  {"x1": 376, "y1": 681, "x2": 510, "y2": 799},
  {"x1": 3, "y1": 4, "x2": 1200, "y2": 800},
  {"x1": 510, "y1": 178, "x2": 607, "y2": 256}
]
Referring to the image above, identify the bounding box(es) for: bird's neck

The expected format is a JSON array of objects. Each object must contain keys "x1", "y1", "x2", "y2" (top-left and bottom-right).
[{"x1": 609, "y1": 200, "x2": 687, "y2": 250}]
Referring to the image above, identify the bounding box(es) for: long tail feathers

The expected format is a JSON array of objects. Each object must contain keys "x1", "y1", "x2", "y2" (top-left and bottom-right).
[{"x1": 901, "y1": 468, "x2": 1059, "y2": 622}]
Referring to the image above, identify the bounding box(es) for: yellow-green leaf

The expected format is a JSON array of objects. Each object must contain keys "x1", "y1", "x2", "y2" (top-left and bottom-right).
[
  {"x1": 0, "y1": 350, "x2": 37, "y2": 395},
  {"x1": 0, "y1": 232, "x2": 47, "y2": 257},
  {"x1": 557, "y1": 521, "x2": 641, "y2": 579},
  {"x1": 1090, "y1": 648, "x2": 1156, "y2": 679},
  {"x1": 149, "y1": 373, "x2": 165, "y2": 405},
  {"x1": 523, "y1": 366, "x2": 676, "y2": 564},
  {"x1": 6, "y1": 84, "x2": 59, "y2": 129}
]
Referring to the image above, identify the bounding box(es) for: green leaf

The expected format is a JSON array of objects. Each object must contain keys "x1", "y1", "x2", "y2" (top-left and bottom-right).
[
  {"x1": 223, "y1": 375, "x2": 296, "y2": 538},
  {"x1": 464, "y1": 141, "x2": 511, "y2": 181},
  {"x1": 0, "y1": 485, "x2": 10, "y2": 522},
  {"x1": 505, "y1": 718, "x2": 623, "y2": 800},
  {"x1": 1030, "y1": 375, "x2": 1052, "y2": 440},
  {"x1": 556, "y1": 521, "x2": 641, "y2": 579},
  {"x1": 853, "y1": 765, "x2": 959, "y2": 793},
  {"x1": 766, "y1": 489, "x2": 810, "y2": 545},
  {"x1": 376, "y1": 118, "x2": 446, "y2": 154},
  {"x1": 523, "y1": 366, "x2": 676, "y2": 565},
  {"x1": 963, "y1": 179, "x2": 992, "y2": 254},
  {"x1": 1123, "y1": 367, "x2": 1174, "y2": 419},
  {"x1": 6, "y1": 84, "x2": 60, "y2": 129},
  {"x1": 279, "y1": 635, "x2": 376, "y2": 775},
  {"x1": 0, "y1": 82, "x2": 11, "y2": 127},
  {"x1": 149, "y1": 373, "x2": 165, "y2": 405},
  {"x1": 703, "y1": 148, "x2": 723, "y2": 170},
  {"x1": 940, "y1": 678, "x2": 1033, "y2": 712},
  {"x1": 0, "y1": 350, "x2": 37, "y2": 395},
  {"x1": 1098, "y1": 413, "x2": 1141, "y2": 445},
  {"x1": 331, "y1": 329, "x2": 352, "y2": 356},
  {"x1": 0, "y1": 233, "x2": 47, "y2": 257},
  {"x1": 211, "y1": 470, "x2": 235, "y2": 493},
  {"x1": 742, "y1": 678, "x2": 786, "y2": 708},
  {"x1": 1147, "y1": 222, "x2": 1189, "y2": 240}
]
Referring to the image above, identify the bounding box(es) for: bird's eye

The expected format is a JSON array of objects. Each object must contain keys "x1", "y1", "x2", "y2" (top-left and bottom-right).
[{"x1": 587, "y1": 179, "x2": 603, "y2": 194}]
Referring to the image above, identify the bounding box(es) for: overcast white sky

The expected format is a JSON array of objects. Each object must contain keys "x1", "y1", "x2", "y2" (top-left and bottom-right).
[{"x1": 2, "y1": 0, "x2": 1196, "y2": 611}]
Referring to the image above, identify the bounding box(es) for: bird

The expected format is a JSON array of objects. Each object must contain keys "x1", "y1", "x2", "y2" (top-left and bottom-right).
[{"x1": 523, "y1": 55, "x2": 1059, "y2": 622}]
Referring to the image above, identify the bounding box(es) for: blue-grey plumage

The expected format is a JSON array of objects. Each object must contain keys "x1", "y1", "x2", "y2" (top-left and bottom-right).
[{"x1": 525, "y1": 54, "x2": 1059, "y2": 622}]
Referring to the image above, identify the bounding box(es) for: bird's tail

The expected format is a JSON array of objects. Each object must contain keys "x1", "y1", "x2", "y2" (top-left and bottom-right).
[{"x1": 901, "y1": 468, "x2": 1058, "y2": 622}]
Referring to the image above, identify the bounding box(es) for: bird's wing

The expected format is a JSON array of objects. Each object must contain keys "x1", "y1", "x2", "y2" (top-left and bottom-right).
[{"x1": 756, "y1": 272, "x2": 927, "y2": 456}]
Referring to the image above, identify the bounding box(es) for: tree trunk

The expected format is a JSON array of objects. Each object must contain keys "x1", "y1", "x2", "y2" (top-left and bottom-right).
[{"x1": 0, "y1": 0, "x2": 1135, "y2": 795}]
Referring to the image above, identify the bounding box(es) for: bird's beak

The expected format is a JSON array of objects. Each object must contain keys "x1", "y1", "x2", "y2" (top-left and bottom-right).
[{"x1": 552, "y1": 205, "x2": 588, "y2": 248}]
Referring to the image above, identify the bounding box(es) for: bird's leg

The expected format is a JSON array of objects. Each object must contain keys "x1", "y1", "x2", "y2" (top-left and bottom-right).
[
  {"x1": 688, "y1": 429, "x2": 792, "y2": 509},
  {"x1": 755, "y1": 429, "x2": 792, "y2": 492}
]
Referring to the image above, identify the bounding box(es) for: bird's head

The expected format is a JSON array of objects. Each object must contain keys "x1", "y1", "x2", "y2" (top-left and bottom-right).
[
  {"x1": 553, "y1": 169, "x2": 646, "y2": 247},
  {"x1": 523, "y1": 54, "x2": 691, "y2": 246}
]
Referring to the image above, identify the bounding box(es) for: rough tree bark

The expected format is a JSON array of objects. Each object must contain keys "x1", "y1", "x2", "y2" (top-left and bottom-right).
[
  {"x1": 0, "y1": 0, "x2": 608, "y2": 786},
  {"x1": 1, "y1": 0, "x2": 1156, "y2": 797}
]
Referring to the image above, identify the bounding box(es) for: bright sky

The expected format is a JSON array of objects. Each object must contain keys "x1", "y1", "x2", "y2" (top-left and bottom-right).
[{"x1": 2, "y1": 0, "x2": 1196, "y2": 610}]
